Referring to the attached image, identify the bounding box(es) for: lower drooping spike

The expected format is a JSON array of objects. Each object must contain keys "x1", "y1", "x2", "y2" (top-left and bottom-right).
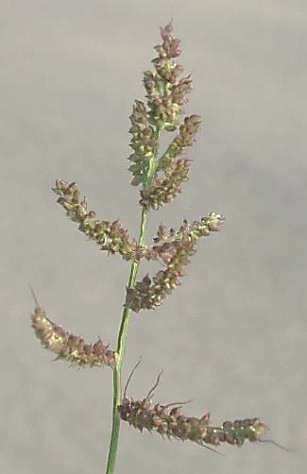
[
  {"x1": 119, "y1": 396, "x2": 267, "y2": 448},
  {"x1": 31, "y1": 301, "x2": 116, "y2": 368},
  {"x1": 119, "y1": 373, "x2": 268, "y2": 448}
]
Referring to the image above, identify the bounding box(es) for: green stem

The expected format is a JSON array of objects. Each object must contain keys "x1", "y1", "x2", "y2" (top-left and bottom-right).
[
  {"x1": 105, "y1": 207, "x2": 148, "y2": 474},
  {"x1": 105, "y1": 128, "x2": 161, "y2": 474}
]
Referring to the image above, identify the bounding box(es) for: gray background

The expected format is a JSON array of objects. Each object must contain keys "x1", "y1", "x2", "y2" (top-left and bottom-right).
[{"x1": 1, "y1": 1, "x2": 306, "y2": 473}]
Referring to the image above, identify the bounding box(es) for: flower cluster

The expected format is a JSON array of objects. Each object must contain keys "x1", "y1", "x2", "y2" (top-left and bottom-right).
[
  {"x1": 126, "y1": 213, "x2": 224, "y2": 311},
  {"x1": 128, "y1": 22, "x2": 200, "y2": 209},
  {"x1": 31, "y1": 300, "x2": 116, "y2": 368},
  {"x1": 119, "y1": 379, "x2": 267, "y2": 448},
  {"x1": 128, "y1": 100, "x2": 158, "y2": 187},
  {"x1": 140, "y1": 115, "x2": 201, "y2": 210},
  {"x1": 144, "y1": 22, "x2": 192, "y2": 128},
  {"x1": 53, "y1": 180, "x2": 146, "y2": 261},
  {"x1": 139, "y1": 158, "x2": 191, "y2": 210}
]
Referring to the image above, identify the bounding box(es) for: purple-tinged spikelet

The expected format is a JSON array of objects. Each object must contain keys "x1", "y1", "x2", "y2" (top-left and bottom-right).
[{"x1": 31, "y1": 301, "x2": 116, "y2": 368}]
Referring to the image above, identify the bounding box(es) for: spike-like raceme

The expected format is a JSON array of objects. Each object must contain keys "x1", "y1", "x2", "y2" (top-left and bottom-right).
[
  {"x1": 128, "y1": 22, "x2": 200, "y2": 209},
  {"x1": 53, "y1": 180, "x2": 146, "y2": 261},
  {"x1": 139, "y1": 115, "x2": 201, "y2": 210},
  {"x1": 31, "y1": 301, "x2": 116, "y2": 368},
  {"x1": 126, "y1": 213, "x2": 224, "y2": 311},
  {"x1": 139, "y1": 158, "x2": 191, "y2": 210},
  {"x1": 119, "y1": 388, "x2": 267, "y2": 448}
]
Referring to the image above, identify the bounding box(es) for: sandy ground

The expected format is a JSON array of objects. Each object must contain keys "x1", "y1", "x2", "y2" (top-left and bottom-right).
[{"x1": 1, "y1": 1, "x2": 306, "y2": 473}]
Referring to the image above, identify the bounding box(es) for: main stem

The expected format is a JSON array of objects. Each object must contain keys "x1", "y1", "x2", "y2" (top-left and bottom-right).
[
  {"x1": 105, "y1": 127, "x2": 161, "y2": 473},
  {"x1": 105, "y1": 206, "x2": 148, "y2": 474}
]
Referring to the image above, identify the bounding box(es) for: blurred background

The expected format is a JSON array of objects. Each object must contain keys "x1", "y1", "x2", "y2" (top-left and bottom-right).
[{"x1": 1, "y1": 1, "x2": 306, "y2": 473}]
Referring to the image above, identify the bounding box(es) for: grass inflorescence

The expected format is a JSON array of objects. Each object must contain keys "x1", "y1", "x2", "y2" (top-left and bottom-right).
[{"x1": 30, "y1": 22, "x2": 280, "y2": 474}]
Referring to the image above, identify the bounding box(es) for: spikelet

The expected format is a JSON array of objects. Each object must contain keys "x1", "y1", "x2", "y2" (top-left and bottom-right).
[
  {"x1": 119, "y1": 371, "x2": 268, "y2": 449},
  {"x1": 31, "y1": 296, "x2": 116, "y2": 368}
]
